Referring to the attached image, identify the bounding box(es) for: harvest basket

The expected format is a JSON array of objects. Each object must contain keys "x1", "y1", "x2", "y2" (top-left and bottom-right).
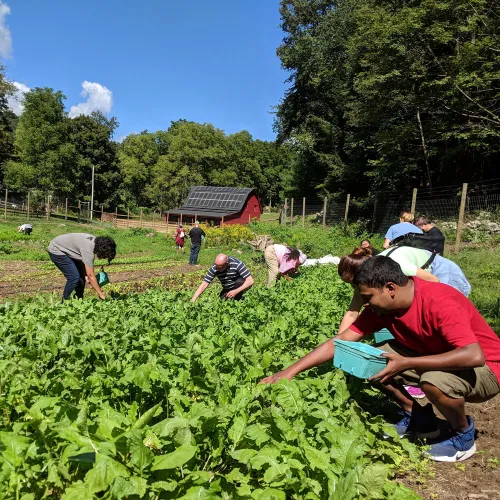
[
  {"x1": 97, "y1": 269, "x2": 110, "y2": 286},
  {"x1": 373, "y1": 328, "x2": 394, "y2": 346},
  {"x1": 333, "y1": 339, "x2": 387, "y2": 379}
]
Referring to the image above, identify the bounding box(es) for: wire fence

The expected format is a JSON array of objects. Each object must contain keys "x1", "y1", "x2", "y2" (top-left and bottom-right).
[{"x1": 2, "y1": 179, "x2": 500, "y2": 248}]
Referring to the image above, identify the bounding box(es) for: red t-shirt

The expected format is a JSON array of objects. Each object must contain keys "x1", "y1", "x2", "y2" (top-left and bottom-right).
[{"x1": 350, "y1": 278, "x2": 500, "y2": 384}]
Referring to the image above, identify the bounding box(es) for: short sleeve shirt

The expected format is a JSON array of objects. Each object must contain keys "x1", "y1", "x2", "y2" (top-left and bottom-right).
[
  {"x1": 204, "y1": 257, "x2": 251, "y2": 290},
  {"x1": 48, "y1": 233, "x2": 96, "y2": 267},
  {"x1": 385, "y1": 222, "x2": 423, "y2": 241},
  {"x1": 379, "y1": 247, "x2": 433, "y2": 276},
  {"x1": 350, "y1": 278, "x2": 500, "y2": 384}
]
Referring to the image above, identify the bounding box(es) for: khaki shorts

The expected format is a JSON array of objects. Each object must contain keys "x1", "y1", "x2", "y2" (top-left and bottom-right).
[
  {"x1": 264, "y1": 245, "x2": 279, "y2": 287},
  {"x1": 380, "y1": 342, "x2": 500, "y2": 403}
]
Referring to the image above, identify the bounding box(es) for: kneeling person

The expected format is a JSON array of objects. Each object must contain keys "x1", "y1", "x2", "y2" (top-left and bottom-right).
[
  {"x1": 191, "y1": 254, "x2": 254, "y2": 302},
  {"x1": 260, "y1": 256, "x2": 500, "y2": 462}
]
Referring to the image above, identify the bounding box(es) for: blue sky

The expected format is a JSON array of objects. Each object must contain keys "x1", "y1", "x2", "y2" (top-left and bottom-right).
[{"x1": 1, "y1": 0, "x2": 289, "y2": 141}]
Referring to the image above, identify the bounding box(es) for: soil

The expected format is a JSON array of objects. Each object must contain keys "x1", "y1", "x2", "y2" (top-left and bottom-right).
[
  {"x1": 400, "y1": 398, "x2": 500, "y2": 500},
  {"x1": 0, "y1": 259, "x2": 203, "y2": 298},
  {"x1": 1, "y1": 260, "x2": 499, "y2": 499}
]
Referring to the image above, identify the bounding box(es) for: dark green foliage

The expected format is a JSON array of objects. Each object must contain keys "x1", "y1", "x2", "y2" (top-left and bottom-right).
[{"x1": 0, "y1": 266, "x2": 423, "y2": 498}]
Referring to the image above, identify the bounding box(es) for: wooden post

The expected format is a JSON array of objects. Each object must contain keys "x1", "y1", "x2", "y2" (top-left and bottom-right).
[
  {"x1": 101, "y1": 206, "x2": 104, "y2": 226},
  {"x1": 322, "y1": 197, "x2": 327, "y2": 227},
  {"x1": 302, "y1": 197, "x2": 306, "y2": 227},
  {"x1": 127, "y1": 208, "x2": 130, "y2": 228},
  {"x1": 166, "y1": 211, "x2": 170, "y2": 233},
  {"x1": 283, "y1": 198, "x2": 288, "y2": 225},
  {"x1": 180, "y1": 213, "x2": 183, "y2": 226},
  {"x1": 140, "y1": 208, "x2": 143, "y2": 228},
  {"x1": 46, "y1": 195, "x2": 50, "y2": 221},
  {"x1": 65, "y1": 198, "x2": 68, "y2": 221},
  {"x1": 3, "y1": 188, "x2": 7, "y2": 220},
  {"x1": 115, "y1": 207, "x2": 118, "y2": 220},
  {"x1": 78, "y1": 200, "x2": 81, "y2": 224},
  {"x1": 290, "y1": 198, "x2": 294, "y2": 225},
  {"x1": 248, "y1": 213, "x2": 251, "y2": 223},
  {"x1": 455, "y1": 183, "x2": 468, "y2": 253},
  {"x1": 221, "y1": 215, "x2": 224, "y2": 227},
  {"x1": 344, "y1": 194, "x2": 351, "y2": 224},
  {"x1": 411, "y1": 188, "x2": 418, "y2": 216},
  {"x1": 371, "y1": 193, "x2": 378, "y2": 234},
  {"x1": 27, "y1": 190, "x2": 30, "y2": 221}
]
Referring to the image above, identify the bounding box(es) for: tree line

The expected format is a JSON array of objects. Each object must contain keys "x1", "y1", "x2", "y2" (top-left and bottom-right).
[
  {"x1": 276, "y1": 0, "x2": 500, "y2": 200},
  {"x1": 0, "y1": 77, "x2": 295, "y2": 212},
  {"x1": 1, "y1": 0, "x2": 499, "y2": 211}
]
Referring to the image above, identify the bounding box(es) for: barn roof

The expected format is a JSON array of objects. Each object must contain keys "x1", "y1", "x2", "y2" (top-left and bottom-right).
[{"x1": 168, "y1": 186, "x2": 256, "y2": 217}]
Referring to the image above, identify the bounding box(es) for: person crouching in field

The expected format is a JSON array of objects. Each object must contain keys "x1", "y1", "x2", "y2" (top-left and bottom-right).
[
  {"x1": 18, "y1": 223, "x2": 32, "y2": 235},
  {"x1": 383, "y1": 210, "x2": 423, "y2": 249},
  {"x1": 48, "y1": 233, "x2": 116, "y2": 301},
  {"x1": 260, "y1": 256, "x2": 500, "y2": 462},
  {"x1": 264, "y1": 243, "x2": 307, "y2": 286},
  {"x1": 191, "y1": 254, "x2": 254, "y2": 302}
]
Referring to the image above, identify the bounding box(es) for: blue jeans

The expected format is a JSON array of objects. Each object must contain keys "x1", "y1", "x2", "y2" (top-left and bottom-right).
[
  {"x1": 190, "y1": 243, "x2": 201, "y2": 264},
  {"x1": 49, "y1": 252, "x2": 86, "y2": 300},
  {"x1": 430, "y1": 254, "x2": 471, "y2": 297}
]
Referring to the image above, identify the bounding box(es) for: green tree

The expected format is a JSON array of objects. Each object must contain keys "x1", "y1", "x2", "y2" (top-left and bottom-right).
[
  {"x1": 69, "y1": 111, "x2": 120, "y2": 206},
  {"x1": 6, "y1": 88, "x2": 78, "y2": 194}
]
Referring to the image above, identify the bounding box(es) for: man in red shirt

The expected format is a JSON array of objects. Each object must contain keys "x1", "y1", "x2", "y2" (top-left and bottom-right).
[{"x1": 260, "y1": 256, "x2": 500, "y2": 462}]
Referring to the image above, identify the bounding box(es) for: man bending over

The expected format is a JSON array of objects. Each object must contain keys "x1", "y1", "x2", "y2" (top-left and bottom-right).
[
  {"x1": 260, "y1": 256, "x2": 500, "y2": 462},
  {"x1": 191, "y1": 253, "x2": 254, "y2": 302}
]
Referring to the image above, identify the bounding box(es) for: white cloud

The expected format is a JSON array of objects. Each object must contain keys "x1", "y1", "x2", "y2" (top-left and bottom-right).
[
  {"x1": 68, "y1": 81, "x2": 113, "y2": 118},
  {"x1": 7, "y1": 81, "x2": 29, "y2": 115},
  {"x1": 0, "y1": 1, "x2": 12, "y2": 58}
]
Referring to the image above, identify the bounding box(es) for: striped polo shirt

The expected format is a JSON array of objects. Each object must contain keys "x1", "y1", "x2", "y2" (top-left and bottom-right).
[{"x1": 204, "y1": 257, "x2": 251, "y2": 290}]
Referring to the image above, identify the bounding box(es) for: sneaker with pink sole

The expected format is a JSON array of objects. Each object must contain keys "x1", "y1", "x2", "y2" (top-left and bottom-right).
[{"x1": 404, "y1": 385, "x2": 426, "y2": 399}]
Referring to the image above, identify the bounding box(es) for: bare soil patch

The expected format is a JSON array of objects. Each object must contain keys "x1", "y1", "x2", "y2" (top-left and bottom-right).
[
  {"x1": 0, "y1": 259, "x2": 202, "y2": 298},
  {"x1": 401, "y1": 398, "x2": 500, "y2": 500}
]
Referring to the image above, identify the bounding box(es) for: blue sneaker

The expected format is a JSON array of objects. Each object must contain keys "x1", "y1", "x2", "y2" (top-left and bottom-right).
[
  {"x1": 394, "y1": 403, "x2": 440, "y2": 439},
  {"x1": 426, "y1": 416, "x2": 476, "y2": 462}
]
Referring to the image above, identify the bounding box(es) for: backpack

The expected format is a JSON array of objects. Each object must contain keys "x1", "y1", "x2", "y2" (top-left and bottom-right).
[{"x1": 386, "y1": 232, "x2": 438, "y2": 270}]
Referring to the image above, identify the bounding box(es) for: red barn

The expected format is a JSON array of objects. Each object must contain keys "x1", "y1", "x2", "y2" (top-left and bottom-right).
[{"x1": 165, "y1": 186, "x2": 262, "y2": 226}]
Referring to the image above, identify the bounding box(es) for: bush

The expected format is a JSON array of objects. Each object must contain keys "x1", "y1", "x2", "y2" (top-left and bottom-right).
[{"x1": 202, "y1": 224, "x2": 255, "y2": 248}]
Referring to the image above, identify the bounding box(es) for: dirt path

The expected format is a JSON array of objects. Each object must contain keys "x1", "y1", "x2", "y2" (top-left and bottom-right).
[
  {"x1": 402, "y1": 398, "x2": 500, "y2": 499},
  {"x1": 0, "y1": 259, "x2": 202, "y2": 298}
]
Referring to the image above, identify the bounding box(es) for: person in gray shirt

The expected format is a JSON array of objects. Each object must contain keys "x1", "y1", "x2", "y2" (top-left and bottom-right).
[{"x1": 48, "y1": 233, "x2": 116, "y2": 301}]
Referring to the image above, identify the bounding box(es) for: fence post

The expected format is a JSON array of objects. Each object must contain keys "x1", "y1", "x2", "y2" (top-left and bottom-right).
[
  {"x1": 455, "y1": 183, "x2": 468, "y2": 253},
  {"x1": 127, "y1": 208, "x2": 130, "y2": 228},
  {"x1": 371, "y1": 193, "x2": 377, "y2": 233},
  {"x1": 3, "y1": 188, "x2": 7, "y2": 220},
  {"x1": 46, "y1": 195, "x2": 50, "y2": 221},
  {"x1": 290, "y1": 198, "x2": 294, "y2": 225},
  {"x1": 322, "y1": 197, "x2": 327, "y2": 227},
  {"x1": 78, "y1": 200, "x2": 81, "y2": 224},
  {"x1": 101, "y1": 206, "x2": 104, "y2": 227},
  {"x1": 65, "y1": 198, "x2": 68, "y2": 221},
  {"x1": 27, "y1": 190, "x2": 30, "y2": 221},
  {"x1": 344, "y1": 194, "x2": 351, "y2": 224},
  {"x1": 140, "y1": 208, "x2": 143, "y2": 228},
  {"x1": 166, "y1": 211, "x2": 170, "y2": 233},
  {"x1": 283, "y1": 198, "x2": 288, "y2": 225},
  {"x1": 180, "y1": 213, "x2": 183, "y2": 226},
  {"x1": 411, "y1": 188, "x2": 418, "y2": 215},
  {"x1": 302, "y1": 197, "x2": 306, "y2": 227},
  {"x1": 221, "y1": 215, "x2": 224, "y2": 227}
]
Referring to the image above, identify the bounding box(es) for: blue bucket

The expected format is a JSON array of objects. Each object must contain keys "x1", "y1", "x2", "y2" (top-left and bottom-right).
[
  {"x1": 373, "y1": 328, "x2": 394, "y2": 346},
  {"x1": 333, "y1": 339, "x2": 387, "y2": 379}
]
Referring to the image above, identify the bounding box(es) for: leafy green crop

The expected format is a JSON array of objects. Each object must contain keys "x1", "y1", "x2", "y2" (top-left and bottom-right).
[{"x1": 0, "y1": 266, "x2": 423, "y2": 499}]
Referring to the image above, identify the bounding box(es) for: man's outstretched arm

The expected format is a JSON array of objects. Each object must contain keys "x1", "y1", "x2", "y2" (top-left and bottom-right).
[
  {"x1": 260, "y1": 328, "x2": 363, "y2": 384},
  {"x1": 191, "y1": 281, "x2": 209, "y2": 302}
]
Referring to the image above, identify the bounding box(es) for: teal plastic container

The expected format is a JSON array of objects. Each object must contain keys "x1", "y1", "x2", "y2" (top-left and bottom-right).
[
  {"x1": 97, "y1": 270, "x2": 109, "y2": 286},
  {"x1": 373, "y1": 328, "x2": 394, "y2": 346},
  {"x1": 333, "y1": 339, "x2": 387, "y2": 379}
]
